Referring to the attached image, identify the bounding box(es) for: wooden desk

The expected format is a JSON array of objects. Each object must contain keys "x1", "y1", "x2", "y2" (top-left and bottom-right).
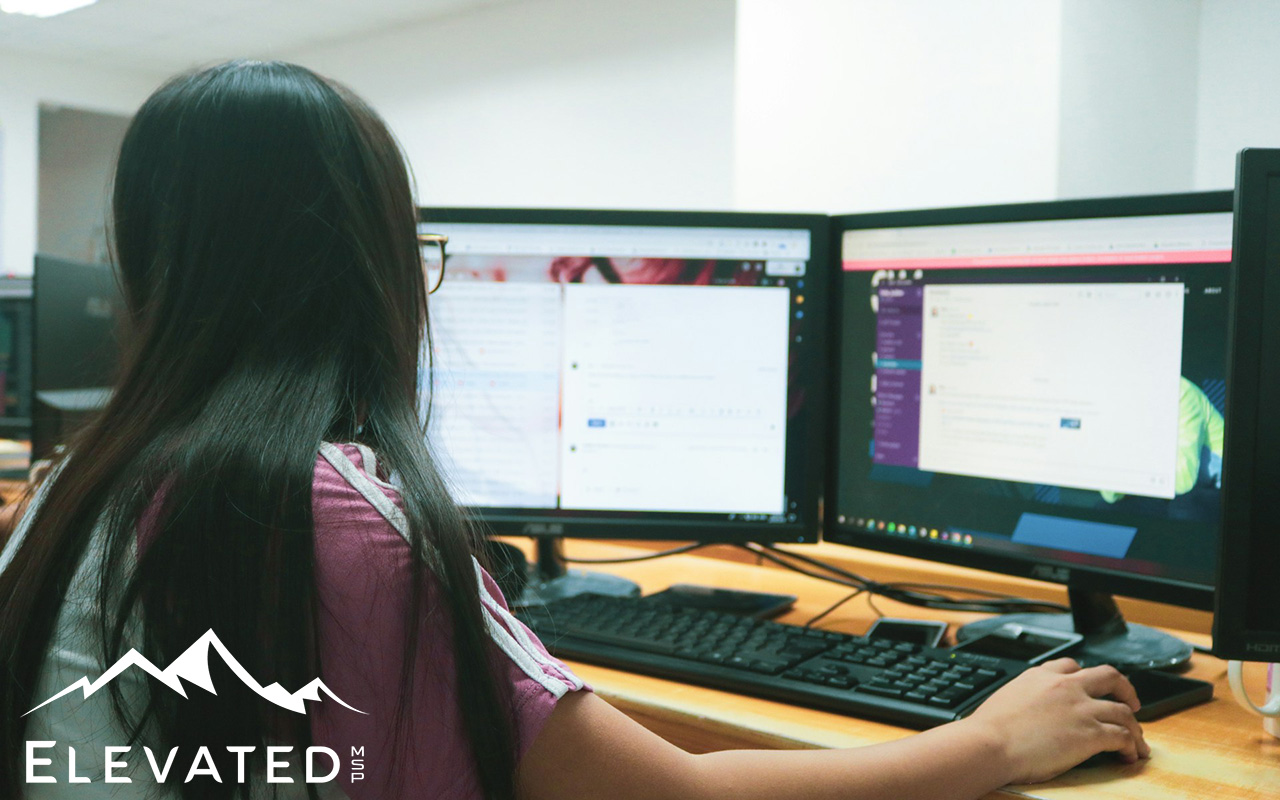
[{"x1": 533, "y1": 539, "x2": 1280, "y2": 800}]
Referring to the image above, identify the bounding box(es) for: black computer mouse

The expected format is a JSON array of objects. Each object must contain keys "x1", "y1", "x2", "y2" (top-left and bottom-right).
[{"x1": 1073, "y1": 750, "x2": 1134, "y2": 769}]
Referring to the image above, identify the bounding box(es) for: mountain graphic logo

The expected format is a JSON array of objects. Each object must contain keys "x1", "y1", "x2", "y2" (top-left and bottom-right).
[{"x1": 25, "y1": 629, "x2": 366, "y2": 717}]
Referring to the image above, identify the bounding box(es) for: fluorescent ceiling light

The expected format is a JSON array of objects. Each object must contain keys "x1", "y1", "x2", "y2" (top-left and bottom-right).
[{"x1": 0, "y1": 0, "x2": 98, "y2": 17}]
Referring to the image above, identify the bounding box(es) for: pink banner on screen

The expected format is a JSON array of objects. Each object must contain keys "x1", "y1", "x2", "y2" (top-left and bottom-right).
[{"x1": 843, "y1": 249, "x2": 1232, "y2": 271}]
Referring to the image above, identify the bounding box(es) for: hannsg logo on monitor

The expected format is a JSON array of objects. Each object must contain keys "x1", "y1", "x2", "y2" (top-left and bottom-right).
[{"x1": 24, "y1": 630, "x2": 368, "y2": 786}]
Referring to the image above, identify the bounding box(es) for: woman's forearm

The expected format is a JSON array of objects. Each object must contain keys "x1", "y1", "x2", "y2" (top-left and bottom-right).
[
  {"x1": 518, "y1": 660, "x2": 1147, "y2": 800},
  {"x1": 686, "y1": 720, "x2": 1013, "y2": 800}
]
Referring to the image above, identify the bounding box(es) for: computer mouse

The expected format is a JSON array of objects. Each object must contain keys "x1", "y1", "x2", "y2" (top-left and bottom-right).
[{"x1": 1073, "y1": 750, "x2": 1133, "y2": 769}]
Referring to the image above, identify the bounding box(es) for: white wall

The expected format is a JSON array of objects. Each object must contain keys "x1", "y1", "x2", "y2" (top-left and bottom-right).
[
  {"x1": 285, "y1": 0, "x2": 736, "y2": 211},
  {"x1": 0, "y1": 51, "x2": 161, "y2": 276},
  {"x1": 7, "y1": 0, "x2": 1280, "y2": 257},
  {"x1": 1194, "y1": 0, "x2": 1280, "y2": 190},
  {"x1": 734, "y1": 0, "x2": 1064, "y2": 214},
  {"x1": 1057, "y1": 0, "x2": 1201, "y2": 198}
]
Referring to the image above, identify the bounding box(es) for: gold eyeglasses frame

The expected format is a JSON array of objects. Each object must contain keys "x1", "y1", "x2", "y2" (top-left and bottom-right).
[{"x1": 418, "y1": 233, "x2": 449, "y2": 295}]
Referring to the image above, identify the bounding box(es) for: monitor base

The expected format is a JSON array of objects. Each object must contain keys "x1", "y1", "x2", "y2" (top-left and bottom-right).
[
  {"x1": 518, "y1": 569, "x2": 641, "y2": 607},
  {"x1": 956, "y1": 596, "x2": 1194, "y2": 672},
  {"x1": 514, "y1": 536, "x2": 641, "y2": 608}
]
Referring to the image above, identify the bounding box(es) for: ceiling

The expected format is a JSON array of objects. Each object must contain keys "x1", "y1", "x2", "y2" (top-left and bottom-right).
[{"x1": 0, "y1": 0, "x2": 523, "y2": 75}]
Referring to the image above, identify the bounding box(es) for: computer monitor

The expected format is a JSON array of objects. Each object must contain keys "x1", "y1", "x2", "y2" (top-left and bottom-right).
[
  {"x1": 419, "y1": 208, "x2": 830, "y2": 602},
  {"x1": 32, "y1": 255, "x2": 122, "y2": 461},
  {"x1": 1215, "y1": 149, "x2": 1280, "y2": 661},
  {"x1": 827, "y1": 192, "x2": 1233, "y2": 670},
  {"x1": 0, "y1": 277, "x2": 33, "y2": 434}
]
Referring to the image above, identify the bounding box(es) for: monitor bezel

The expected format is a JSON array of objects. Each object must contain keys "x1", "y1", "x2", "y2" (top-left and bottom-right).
[
  {"x1": 418, "y1": 206, "x2": 832, "y2": 544},
  {"x1": 825, "y1": 191, "x2": 1233, "y2": 611},
  {"x1": 1214, "y1": 150, "x2": 1280, "y2": 659}
]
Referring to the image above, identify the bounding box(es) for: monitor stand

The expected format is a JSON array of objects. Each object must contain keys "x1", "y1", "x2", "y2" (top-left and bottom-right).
[
  {"x1": 954, "y1": 588, "x2": 1193, "y2": 671},
  {"x1": 515, "y1": 537, "x2": 641, "y2": 608}
]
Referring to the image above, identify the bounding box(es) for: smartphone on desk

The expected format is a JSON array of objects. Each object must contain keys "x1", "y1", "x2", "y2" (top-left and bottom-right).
[
  {"x1": 949, "y1": 623, "x2": 1083, "y2": 665},
  {"x1": 1127, "y1": 669, "x2": 1213, "y2": 721}
]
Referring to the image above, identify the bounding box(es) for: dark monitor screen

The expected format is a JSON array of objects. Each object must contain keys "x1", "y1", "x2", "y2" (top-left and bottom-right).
[
  {"x1": 33, "y1": 255, "x2": 120, "y2": 392},
  {"x1": 0, "y1": 278, "x2": 33, "y2": 432},
  {"x1": 33, "y1": 255, "x2": 122, "y2": 460},
  {"x1": 1215, "y1": 149, "x2": 1280, "y2": 660},
  {"x1": 827, "y1": 193, "x2": 1232, "y2": 610},
  {"x1": 419, "y1": 208, "x2": 830, "y2": 543}
]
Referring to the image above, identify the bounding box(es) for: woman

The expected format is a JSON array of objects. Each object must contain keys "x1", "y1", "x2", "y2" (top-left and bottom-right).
[{"x1": 0, "y1": 61, "x2": 1146, "y2": 799}]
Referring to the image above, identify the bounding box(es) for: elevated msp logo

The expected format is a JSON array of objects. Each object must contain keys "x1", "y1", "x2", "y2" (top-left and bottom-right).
[{"x1": 24, "y1": 629, "x2": 368, "y2": 786}]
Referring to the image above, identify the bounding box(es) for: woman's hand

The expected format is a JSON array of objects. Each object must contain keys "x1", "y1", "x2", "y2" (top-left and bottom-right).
[{"x1": 962, "y1": 657, "x2": 1150, "y2": 784}]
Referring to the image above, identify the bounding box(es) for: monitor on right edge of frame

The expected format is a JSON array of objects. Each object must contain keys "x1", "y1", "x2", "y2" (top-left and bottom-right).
[
  {"x1": 827, "y1": 191, "x2": 1233, "y2": 670},
  {"x1": 1215, "y1": 150, "x2": 1280, "y2": 662}
]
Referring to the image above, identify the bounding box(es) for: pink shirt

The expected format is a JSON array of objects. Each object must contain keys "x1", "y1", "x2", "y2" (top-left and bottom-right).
[
  {"x1": 6, "y1": 444, "x2": 581, "y2": 797},
  {"x1": 308, "y1": 443, "x2": 587, "y2": 798}
]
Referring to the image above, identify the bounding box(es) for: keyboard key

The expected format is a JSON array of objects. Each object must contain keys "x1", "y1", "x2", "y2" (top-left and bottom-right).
[
  {"x1": 749, "y1": 660, "x2": 787, "y2": 675},
  {"x1": 861, "y1": 684, "x2": 905, "y2": 698},
  {"x1": 782, "y1": 639, "x2": 831, "y2": 656}
]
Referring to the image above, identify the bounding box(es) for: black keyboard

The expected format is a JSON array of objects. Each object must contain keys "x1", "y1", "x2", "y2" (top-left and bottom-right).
[{"x1": 518, "y1": 593, "x2": 1030, "y2": 728}]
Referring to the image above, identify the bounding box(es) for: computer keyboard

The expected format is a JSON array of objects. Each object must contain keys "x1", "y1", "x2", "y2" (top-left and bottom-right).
[{"x1": 517, "y1": 593, "x2": 1029, "y2": 728}]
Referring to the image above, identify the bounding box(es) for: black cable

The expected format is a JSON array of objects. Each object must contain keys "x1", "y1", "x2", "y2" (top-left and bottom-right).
[
  {"x1": 561, "y1": 542, "x2": 711, "y2": 564},
  {"x1": 804, "y1": 588, "x2": 866, "y2": 629},
  {"x1": 559, "y1": 538, "x2": 1070, "y2": 616},
  {"x1": 758, "y1": 543, "x2": 871, "y2": 584},
  {"x1": 755, "y1": 544, "x2": 1070, "y2": 615},
  {"x1": 757, "y1": 544, "x2": 1061, "y2": 612},
  {"x1": 737, "y1": 543, "x2": 864, "y2": 590}
]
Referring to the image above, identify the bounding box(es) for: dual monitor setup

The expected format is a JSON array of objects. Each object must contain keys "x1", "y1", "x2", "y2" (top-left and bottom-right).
[
  {"x1": 36, "y1": 157, "x2": 1279, "y2": 680},
  {"x1": 415, "y1": 193, "x2": 1230, "y2": 672}
]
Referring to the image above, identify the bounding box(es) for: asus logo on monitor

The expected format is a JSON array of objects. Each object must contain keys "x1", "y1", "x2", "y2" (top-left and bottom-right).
[
  {"x1": 521, "y1": 523, "x2": 565, "y2": 536},
  {"x1": 1030, "y1": 565, "x2": 1070, "y2": 583}
]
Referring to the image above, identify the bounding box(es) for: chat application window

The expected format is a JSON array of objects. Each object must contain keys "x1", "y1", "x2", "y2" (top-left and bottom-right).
[{"x1": 916, "y1": 283, "x2": 1185, "y2": 498}]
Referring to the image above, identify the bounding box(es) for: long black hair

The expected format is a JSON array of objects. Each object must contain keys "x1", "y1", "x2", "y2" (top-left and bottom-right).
[{"x1": 0, "y1": 61, "x2": 516, "y2": 799}]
